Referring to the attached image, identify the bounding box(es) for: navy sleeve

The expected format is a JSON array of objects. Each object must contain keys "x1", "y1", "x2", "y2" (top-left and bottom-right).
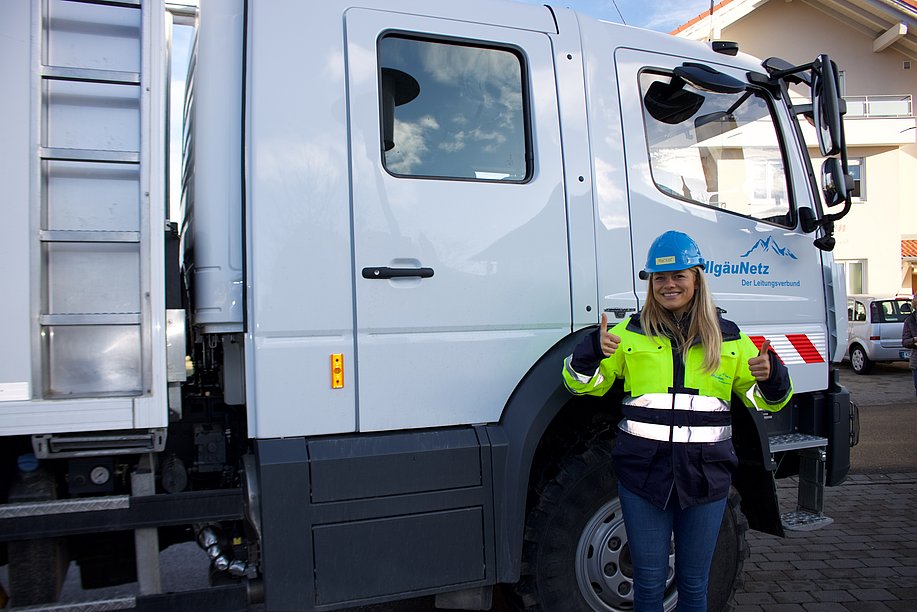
[
  {"x1": 903, "y1": 316, "x2": 916, "y2": 349},
  {"x1": 570, "y1": 330, "x2": 606, "y2": 374}
]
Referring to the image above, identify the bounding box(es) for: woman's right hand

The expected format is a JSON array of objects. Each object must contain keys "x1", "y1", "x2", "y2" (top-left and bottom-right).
[{"x1": 599, "y1": 313, "x2": 622, "y2": 357}]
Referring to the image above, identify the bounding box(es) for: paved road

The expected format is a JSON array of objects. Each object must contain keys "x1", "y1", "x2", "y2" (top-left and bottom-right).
[
  {"x1": 734, "y1": 362, "x2": 917, "y2": 611},
  {"x1": 842, "y1": 362, "x2": 917, "y2": 474}
]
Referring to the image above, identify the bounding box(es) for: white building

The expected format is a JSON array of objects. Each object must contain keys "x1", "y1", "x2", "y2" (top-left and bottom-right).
[{"x1": 674, "y1": 0, "x2": 917, "y2": 296}]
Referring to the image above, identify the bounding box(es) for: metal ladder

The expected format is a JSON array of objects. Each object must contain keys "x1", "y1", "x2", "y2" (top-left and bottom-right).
[
  {"x1": 769, "y1": 432, "x2": 834, "y2": 531},
  {"x1": 16, "y1": 1, "x2": 163, "y2": 607},
  {"x1": 37, "y1": 0, "x2": 152, "y2": 399}
]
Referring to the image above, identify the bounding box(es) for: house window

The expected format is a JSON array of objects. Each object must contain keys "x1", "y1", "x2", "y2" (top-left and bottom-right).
[
  {"x1": 838, "y1": 259, "x2": 865, "y2": 294},
  {"x1": 847, "y1": 157, "x2": 864, "y2": 200},
  {"x1": 378, "y1": 35, "x2": 530, "y2": 182}
]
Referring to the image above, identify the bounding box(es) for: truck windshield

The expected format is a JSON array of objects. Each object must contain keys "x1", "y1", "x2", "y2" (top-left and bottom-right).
[{"x1": 641, "y1": 72, "x2": 792, "y2": 227}]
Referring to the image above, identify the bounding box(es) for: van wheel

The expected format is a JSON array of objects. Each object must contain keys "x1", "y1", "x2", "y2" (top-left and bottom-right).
[
  {"x1": 515, "y1": 434, "x2": 747, "y2": 611},
  {"x1": 850, "y1": 345, "x2": 873, "y2": 374}
]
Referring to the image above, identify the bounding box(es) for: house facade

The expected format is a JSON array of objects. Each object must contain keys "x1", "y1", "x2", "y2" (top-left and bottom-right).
[{"x1": 674, "y1": 0, "x2": 917, "y2": 296}]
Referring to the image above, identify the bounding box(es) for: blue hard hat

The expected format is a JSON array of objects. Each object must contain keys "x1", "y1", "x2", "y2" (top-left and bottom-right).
[{"x1": 639, "y1": 231, "x2": 706, "y2": 280}]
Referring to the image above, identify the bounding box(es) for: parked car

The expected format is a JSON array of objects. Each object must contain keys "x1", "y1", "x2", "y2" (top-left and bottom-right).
[{"x1": 846, "y1": 295, "x2": 914, "y2": 374}]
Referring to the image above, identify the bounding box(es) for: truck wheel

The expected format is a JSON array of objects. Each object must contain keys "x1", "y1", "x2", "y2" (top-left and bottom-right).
[
  {"x1": 7, "y1": 539, "x2": 68, "y2": 606},
  {"x1": 850, "y1": 344, "x2": 873, "y2": 374},
  {"x1": 516, "y1": 435, "x2": 747, "y2": 612},
  {"x1": 6, "y1": 465, "x2": 68, "y2": 606}
]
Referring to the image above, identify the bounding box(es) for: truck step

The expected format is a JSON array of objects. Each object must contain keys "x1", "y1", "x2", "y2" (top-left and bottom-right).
[
  {"x1": 3, "y1": 596, "x2": 135, "y2": 611},
  {"x1": 0, "y1": 496, "x2": 129, "y2": 520},
  {"x1": 33, "y1": 431, "x2": 166, "y2": 458},
  {"x1": 769, "y1": 433, "x2": 828, "y2": 453},
  {"x1": 781, "y1": 510, "x2": 834, "y2": 532}
]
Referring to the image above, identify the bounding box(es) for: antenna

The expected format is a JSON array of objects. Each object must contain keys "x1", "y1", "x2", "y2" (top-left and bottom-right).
[{"x1": 708, "y1": 0, "x2": 715, "y2": 41}]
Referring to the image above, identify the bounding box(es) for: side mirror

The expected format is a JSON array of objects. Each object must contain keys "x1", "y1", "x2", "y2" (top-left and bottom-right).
[
  {"x1": 812, "y1": 55, "x2": 842, "y2": 157},
  {"x1": 674, "y1": 63, "x2": 746, "y2": 94},
  {"x1": 643, "y1": 63, "x2": 745, "y2": 125},
  {"x1": 380, "y1": 68, "x2": 420, "y2": 152},
  {"x1": 644, "y1": 81, "x2": 704, "y2": 124},
  {"x1": 821, "y1": 158, "x2": 852, "y2": 207}
]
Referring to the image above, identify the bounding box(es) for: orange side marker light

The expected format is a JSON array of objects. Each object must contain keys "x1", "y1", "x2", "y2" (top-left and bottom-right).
[{"x1": 331, "y1": 353, "x2": 344, "y2": 389}]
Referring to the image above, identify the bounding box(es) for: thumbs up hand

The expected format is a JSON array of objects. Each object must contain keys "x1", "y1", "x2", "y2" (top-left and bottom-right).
[
  {"x1": 599, "y1": 313, "x2": 621, "y2": 357},
  {"x1": 748, "y1": 339, "x2": 772, "y2": 381}
]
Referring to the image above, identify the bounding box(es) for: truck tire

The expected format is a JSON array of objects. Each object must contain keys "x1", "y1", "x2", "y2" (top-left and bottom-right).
[
  {"x1": 7, "y1": 539, "x2": 68, "y2": 607},
  {"x1": 6, "y1": 465, "x2": 68, "y2": 606},
  {"x1": 516, "y1": 434, "x2": 747, "y2": 612},
  {"x1": 849, "y1": 344, "x2": 873, "y2": 375}
]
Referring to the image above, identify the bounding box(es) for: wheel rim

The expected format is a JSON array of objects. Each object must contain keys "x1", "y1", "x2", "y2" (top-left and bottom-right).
[
  {"x1": 851, "y1": 348, "x2": 864, "y2": 371},
  {"x1": 575, "y1": 497, "x2": 678, "y2": 611}
]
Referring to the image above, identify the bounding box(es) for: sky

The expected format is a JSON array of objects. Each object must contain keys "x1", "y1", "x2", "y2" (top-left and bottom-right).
[{"x1": 513, "y1": 0, "x2": 714, "y2": 33}]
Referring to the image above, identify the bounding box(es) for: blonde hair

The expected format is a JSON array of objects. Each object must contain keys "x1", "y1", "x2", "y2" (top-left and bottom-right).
[{"x1": 641, "y1": 267, "x2": 722, "y2": 373}]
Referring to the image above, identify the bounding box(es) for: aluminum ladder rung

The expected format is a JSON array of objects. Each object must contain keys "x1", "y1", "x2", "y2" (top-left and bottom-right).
[
  {"x1": 39, "y1": 314, "x2": 141, "y2": 326},
  {"x1": 42, "y1": 65, "x2": 140, "y2": 86},
  {"x1": 40, "y1": 147, "x2": 139, "y2": 164},
  {"x1": 40, "y1": 230, "x2": 140, "y2": 244}
]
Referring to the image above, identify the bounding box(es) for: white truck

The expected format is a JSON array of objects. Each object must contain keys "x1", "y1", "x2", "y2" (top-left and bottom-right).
[{"x1": 0, "y1": 0, "x2": 856, "y2": 610}]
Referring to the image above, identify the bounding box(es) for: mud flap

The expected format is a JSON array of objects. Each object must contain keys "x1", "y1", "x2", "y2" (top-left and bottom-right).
[{"x1": 825, "y1": 371, "x2": 852, "y2": 487}]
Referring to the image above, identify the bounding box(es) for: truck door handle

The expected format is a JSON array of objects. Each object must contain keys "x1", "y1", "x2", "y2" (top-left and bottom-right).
[{"x1": 362, "y1": 266, "x2": 434, "y2": 279}]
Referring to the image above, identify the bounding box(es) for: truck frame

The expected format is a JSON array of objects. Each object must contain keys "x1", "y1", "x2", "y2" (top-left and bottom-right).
[{"x1": 0, "y1": 0, "x2": 855, "y2": 610}]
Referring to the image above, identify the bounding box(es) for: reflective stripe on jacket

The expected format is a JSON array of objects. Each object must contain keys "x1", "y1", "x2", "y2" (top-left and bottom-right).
[{"x1": 562, "y1": 314, "x2": 792, "y2": 508}]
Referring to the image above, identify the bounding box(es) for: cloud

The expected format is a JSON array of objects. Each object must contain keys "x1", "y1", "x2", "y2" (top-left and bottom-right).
[
  {"x1": 387, "y1": 115, "x2": 439, "y2": 174},
  {"x1": 621, "y1": 0, "x2": 711, "y2": 32}
]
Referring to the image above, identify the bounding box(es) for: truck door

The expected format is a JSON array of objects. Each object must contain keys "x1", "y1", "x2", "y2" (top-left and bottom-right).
[
  {"x1": 345, "y1": 10, "x2": 569, "y2": 431},
  {"x1": 614, "y1": 49, "x2": 830, "y2": 392}
]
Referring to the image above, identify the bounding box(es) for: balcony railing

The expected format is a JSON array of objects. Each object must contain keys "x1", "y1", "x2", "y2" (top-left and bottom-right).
[{"x1": 844, "y1": 94, "x2": 913, "y2": 118}]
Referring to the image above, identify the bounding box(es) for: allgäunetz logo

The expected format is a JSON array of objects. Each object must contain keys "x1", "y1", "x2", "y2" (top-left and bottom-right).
[
  {"x1": 740, "y1": 236, "x2": 797, "y2": 260},
  {"x1": 705, "y1": 236, "x2": 797, "y2": 279}
]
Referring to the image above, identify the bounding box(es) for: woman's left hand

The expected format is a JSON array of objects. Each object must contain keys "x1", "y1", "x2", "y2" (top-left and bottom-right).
[
  {"x1": 748, "y1": 341, "x2": 772, "y2": 381},
  {"x1": 748, "y1": 354, "x2": 771, "y2": 381}
]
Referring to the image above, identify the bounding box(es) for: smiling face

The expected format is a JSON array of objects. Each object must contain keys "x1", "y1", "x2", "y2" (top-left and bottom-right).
[{"x1": 651, "y1": 268, "x2": 698, "y2": 318}]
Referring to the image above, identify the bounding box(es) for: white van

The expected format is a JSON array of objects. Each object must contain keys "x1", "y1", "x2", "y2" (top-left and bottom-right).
[{"x1": 847, "y1": 295, "x2": 914, "y2": 373}]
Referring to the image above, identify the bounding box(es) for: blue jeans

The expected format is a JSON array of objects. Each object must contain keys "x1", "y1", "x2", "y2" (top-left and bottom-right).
[
  {"x1": 912, "y1": 368, "x2": 917, "y2": 397},
  {"x1": 618, "y1": 483, "x2": 727, "y2": 612}
]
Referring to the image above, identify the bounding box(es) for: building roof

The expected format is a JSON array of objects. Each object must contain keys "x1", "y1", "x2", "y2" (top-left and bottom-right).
[
  {"x1": 672, "y1": 0, "x2": 917, "y2": 61},
  {"x1": 903, "y1": 239, "x2": 917, "y2": 258}
]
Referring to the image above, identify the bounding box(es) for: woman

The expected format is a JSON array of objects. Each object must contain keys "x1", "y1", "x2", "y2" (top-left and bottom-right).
[
  {"x1": 562, "y1": 231, "x2": 792, "y2": 612},
  {"x1": 903, "y1": 296, "x2": 917, "y2": 397}
]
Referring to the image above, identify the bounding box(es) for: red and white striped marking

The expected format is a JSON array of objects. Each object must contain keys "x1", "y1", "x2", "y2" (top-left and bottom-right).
[{"x1": 749, "y1": 333, "x2": 826, "y2": 365}]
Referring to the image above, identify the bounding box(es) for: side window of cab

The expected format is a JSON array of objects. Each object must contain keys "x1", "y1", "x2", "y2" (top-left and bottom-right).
[
  {"x1": 640, "y1": 71, "x2": 794, "y2": 227},
  {"x1": 378, "y1": 35, "x2": 530, "y2": 182}
]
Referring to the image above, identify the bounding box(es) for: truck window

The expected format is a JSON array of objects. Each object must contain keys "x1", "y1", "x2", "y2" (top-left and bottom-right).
[
  {"x1": 378, "y1": 35, "x2": 529, "y2": 182},
  {"x1": 640, "y1": 72, "x2": 793, "y2": 227}
]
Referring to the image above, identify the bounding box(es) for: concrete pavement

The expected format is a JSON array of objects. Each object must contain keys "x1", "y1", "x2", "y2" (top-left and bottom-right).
[{"x1": 736, "y1": 472, "x2": 917, "y2": 611}]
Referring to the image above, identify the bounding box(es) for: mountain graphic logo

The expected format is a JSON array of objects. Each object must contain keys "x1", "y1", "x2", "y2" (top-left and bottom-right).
[{"x1": 740, "y1": 236, "x2": 797, "y2": 260}]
